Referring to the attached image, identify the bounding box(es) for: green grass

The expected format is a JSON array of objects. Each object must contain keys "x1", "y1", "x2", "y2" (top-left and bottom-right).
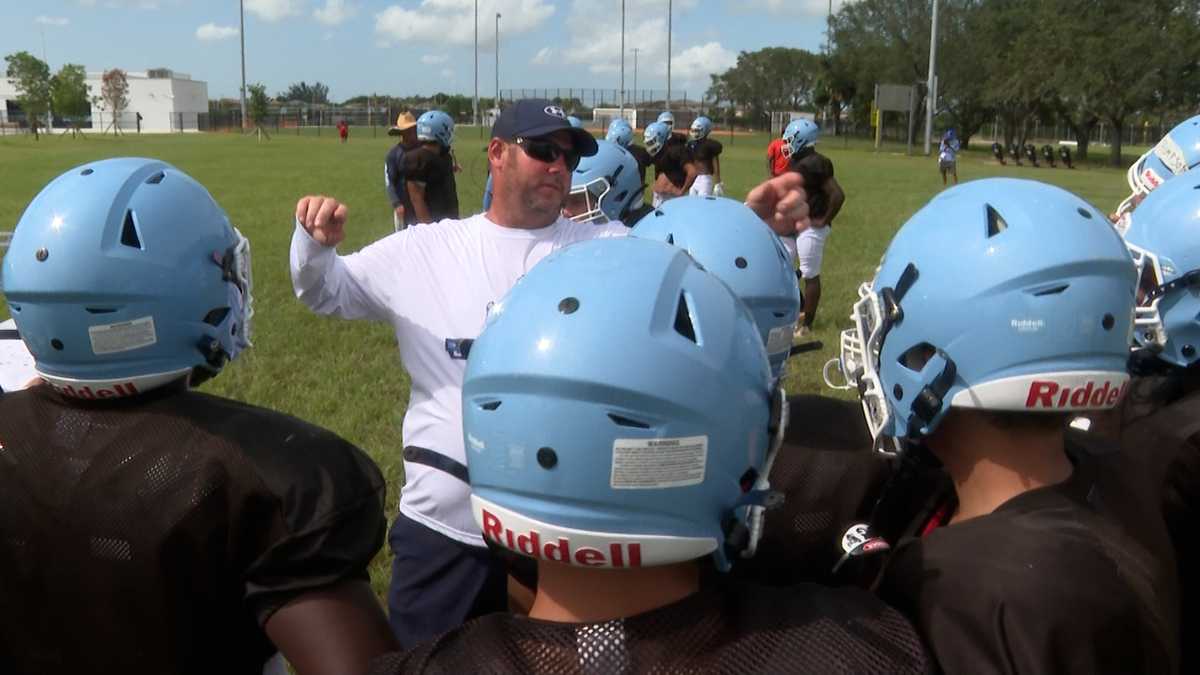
[{"x1": 0, "y1": 128, "x2": 1133, "y2": 598}]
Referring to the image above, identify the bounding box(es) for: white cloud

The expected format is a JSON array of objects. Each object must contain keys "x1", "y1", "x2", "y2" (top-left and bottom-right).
[
  {"x1": 531, "y1": 47, "x2": 553, "y2": 65},
  {"x1": 441, "y1": 67, "x2": 455, "y2": 78},
  {"x1": 35, "y1": 16, "x2": 70, "y2": 26},
  {"x1": 196, "y1": 23, "x2": 239, "y2": 41},
  {"x1": 670, "y1": 41, "x2": 737, "y2": 83},
  {"x1": 245, "y1": 0, "x2": 303, "y2": 22},
  {"x1": 314, "y1": 0, "x2": 357, "y2": 26},
  {"x1": 375, "y1": 0, "x2": 556, "y2": 48},
  {"x1": 738, "y1": 0, "x2": 845, "y2": 16},
  {"x1": 421, "y1": 54, "x2": 449, "y2": 65}
]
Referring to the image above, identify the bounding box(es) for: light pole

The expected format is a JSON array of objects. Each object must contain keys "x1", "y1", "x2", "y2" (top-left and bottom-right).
[
  {"x1": 665, "y1": 0, "x2": 672, "y2": 111},
  {"x1": 473, "y1": 0, "x2": 478, "y2": 128},
  {"x1": 239, "y1": 0, "x2": 247, "y2": 131},
  {"x1": 631, "y1": 48, "x2": 639, "y2": 111},
  {"x1": 619, "y1": 0, "x2": 625, "y2": 112},
  {"x1": 495, "y1": 12, "x2": 501, "y2": 112},
  {"x1": 923, "y1": 0, "x2": 939, "y2": 156}
]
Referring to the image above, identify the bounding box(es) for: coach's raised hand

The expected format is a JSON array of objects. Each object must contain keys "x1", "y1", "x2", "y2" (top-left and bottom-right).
[
  {"x1": 746, "y1": 172, "x2": 811, "y2": 236},
  {"x1": 296, "y1": 195, "x2": 348, "y2": 247}
]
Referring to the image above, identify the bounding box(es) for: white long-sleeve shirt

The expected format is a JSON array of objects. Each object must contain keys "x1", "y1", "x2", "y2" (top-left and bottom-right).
[{"x1": 290, "y1": 213, "x2": 627, "y2": 545}]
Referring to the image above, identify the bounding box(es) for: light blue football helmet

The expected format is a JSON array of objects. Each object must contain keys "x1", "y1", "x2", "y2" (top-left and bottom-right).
[
  {"x1": 1, "y1": 158, "x2": 252, "y2": 397},
  {"x1": 829, "y1": 178, "x2": 1136, "y2": 454},
  {"x1": 689, "y1": 116, "x2": 713, "y2": 141},
  {"x1": 782, "y1": 118, "x2": 820, "y2": 158},
  {"x1": 632, "y1": 196, "x2": 802, "y2": 381},
  {"x1": 1123, "y1": 166, "x2": 1200, "y2": 368},
  {"x1": 657, "y1": 111, "x2": 675, "y2": 131},
  {"x1": 567, "y1": 115, "x2": 583, "y2": 128},
  {"x1": 644, "y1": 121, "x2": 671, "y2": 157},
  {"x1": 417, "y1": 109, "x2": 455, "y2": 147},
  {"x1": 606, "y1": 118, "x2": 634, "y2": 148},
  {"x1": 1121, "y1": 115, "x2": 1200, "y2": 217},
  {"x1": 567, "y1": 140, "x2": 643, "y2": 224},
  {"x1": 464, "y1": 237, "x2": 781, "y2": 571}
]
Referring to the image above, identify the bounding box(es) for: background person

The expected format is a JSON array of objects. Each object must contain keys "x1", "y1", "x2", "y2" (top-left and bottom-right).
[
  {"x1": 403, "y1": 110, "x2": 459, "y2": 224},
  {"x1": 385, "y1": 111, "x2": 419, "y2": 231},
  {"x1": 938, "y1": 128, "x2": 960, "y2": 186},
  {"x1": 781, "y1": 118, "x2": 845, "y2": 338}
]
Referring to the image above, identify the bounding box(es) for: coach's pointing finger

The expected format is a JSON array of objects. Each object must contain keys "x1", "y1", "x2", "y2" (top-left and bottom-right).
[{"x1": 745, "y1": 172, "x2": 812, "y2": 236}]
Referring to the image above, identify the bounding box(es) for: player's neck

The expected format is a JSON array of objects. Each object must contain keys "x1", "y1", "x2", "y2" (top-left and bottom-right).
[
  {"x1": 926, "y1": 410, "x2": 1073, "y2": 525},
  {"x1": 530, "y1": 560, "x2": 699, "y2": 623}
]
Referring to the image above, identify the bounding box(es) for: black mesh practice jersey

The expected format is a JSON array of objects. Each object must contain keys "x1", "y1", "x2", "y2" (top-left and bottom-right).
[
  {"x1": 877, "y1": 436, "x2": 1180, "y2": 675},
  {"x1": 788, "y1": 149, "x2": 835, "y2": 220},
  {"x1": 654, "y1": 135, "x2": 693, "y2": 189},
  {"x1": 369, "y1": 578, "x2": 931, "y2": 674},
  {"x1": 1096, "y1": 372, "x2": 1200, "y2": 672},
  {"x1": 731, "y1": 395, "x2": 893, "y2": 587},
  {"x1": 687, "y1": 138, "x2": 723, "y2": 175},
  {"x1": 402, "y1": 144, "x2": 460, "y2": 221},
  {"x1": 626, "y1": 144, "x2": 653, "y2": 186},
  {"x1": 0, "y1": 385, "x2": 387, "y2": 675}
]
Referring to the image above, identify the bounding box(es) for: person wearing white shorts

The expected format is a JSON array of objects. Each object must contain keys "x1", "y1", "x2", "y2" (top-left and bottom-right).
[{"x1": 690, "y1": 173, "x2": 714, "y2": 196}]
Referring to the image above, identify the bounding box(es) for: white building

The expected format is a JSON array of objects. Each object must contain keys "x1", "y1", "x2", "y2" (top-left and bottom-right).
[{"x1": 1, "y1": 68, "x2": 208, "y2": 134}]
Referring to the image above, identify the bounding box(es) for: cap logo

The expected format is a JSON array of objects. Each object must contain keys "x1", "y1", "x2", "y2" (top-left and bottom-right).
[{"x1": 544, "y1": 105, "x2": 567, "y2": 119}]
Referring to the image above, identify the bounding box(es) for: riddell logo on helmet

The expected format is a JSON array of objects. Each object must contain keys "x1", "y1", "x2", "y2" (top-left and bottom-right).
[
  {"x1": 1024, "y1": 379, "x2": 1127, "y2": 409},
  {"x1": 50, "y1": 382, "x2": 140, "y2": 399},
  {"x1": 480, "y1": 509, "x2": 643, "y2": 568}
]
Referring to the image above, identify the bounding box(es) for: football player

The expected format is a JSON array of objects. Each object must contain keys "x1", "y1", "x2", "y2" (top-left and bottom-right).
[
  {"x1": 609, "y1": 117, "x2": 653, "y2": 188},
  {"x1": 562, "y1": 139, "x2": 648, "y2": 226},
  {"x1": 404, "y1": 110, "x2": 460, "y2": 223},
  {"x1": 833, "y1": 178, "x2": 1179, "y2": 673},
  {"x1": 1113, "y1": 114, "x2": 1200, "y2": 230},
  {"x1": 1089, "y1": 167, "x2": 1200, "y2": 671},
  {"x1": 368, "y1": 236, "x2": 930, "y2": 674},
  {"x1": 780, "y1": 118, "x2": 845, "y2": 338},
  {"x1": 686, "y1": 116, "x2": 724, "y2": 196},
  {"x1": 0, "y1": 158, "x2": 397, "y2": 674},
  {"x1": 644, "y1": 121, "x2": 696, "y2": 208}
]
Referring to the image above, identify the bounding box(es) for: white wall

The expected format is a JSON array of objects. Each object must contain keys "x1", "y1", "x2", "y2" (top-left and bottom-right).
[{"x1": 88, "y1": 70, "x2": 209, "y2": 133}]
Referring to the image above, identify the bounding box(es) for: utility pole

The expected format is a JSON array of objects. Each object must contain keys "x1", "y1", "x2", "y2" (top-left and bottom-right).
[
  {"x1": 923, "y1": 0, "x2": 939, "y2": 156},
  {"x1": 495, "y1": 13, "x2": 501, "y2": 112},
  {"x1": 619, "y1": 0, "x2": 625, "y2": 112},
  {"x1": 473, "y1": 0, "x2": 479, "y2": 128},
  {"x1": 666, "y1": 0, "x2": 672, "y2": 111},
  {"x1": 239, "y1": 0, "x2": 248, "y2": 131},
  {"x1": 632, "y1": 48, "x2": 639, "y2": 111}
]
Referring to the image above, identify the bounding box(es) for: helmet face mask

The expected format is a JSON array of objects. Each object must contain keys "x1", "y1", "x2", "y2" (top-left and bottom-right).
[
  {"x1": 565, "y1": 140, "x2": 641, "y2": 224},
  {"x1": 689, "y1": 116, "x2": 712, "y2": 141},
  {"x1": 566, "y1": 177, "x2": 613, "y2": 224},
  {"x1": 644, "y1": 122, "x2": 670, "y2": 157}
]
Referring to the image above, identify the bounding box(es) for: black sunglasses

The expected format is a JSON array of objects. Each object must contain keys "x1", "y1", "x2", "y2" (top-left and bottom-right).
[{"x1": 515, "y1": 136, "x2": 581, "y2": 171}]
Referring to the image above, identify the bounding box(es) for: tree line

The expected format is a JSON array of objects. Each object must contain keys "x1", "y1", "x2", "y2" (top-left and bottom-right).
[{"x1": 707, "y1": 0, "x2": 1200, "y2": 165}]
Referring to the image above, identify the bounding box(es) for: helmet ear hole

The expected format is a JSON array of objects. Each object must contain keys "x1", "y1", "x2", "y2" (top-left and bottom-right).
[{"x1": 202, "y1": 307, "x2": 231, "y2": 326}]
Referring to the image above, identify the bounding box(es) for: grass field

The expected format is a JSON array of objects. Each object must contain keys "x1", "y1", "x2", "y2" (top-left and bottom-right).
[{"x1": 0, "y1": 128, "x2": 1136, "y2": 596}]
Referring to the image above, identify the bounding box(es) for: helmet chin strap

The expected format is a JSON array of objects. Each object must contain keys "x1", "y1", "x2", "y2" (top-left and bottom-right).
[{"x1": 738, "y1": 385, "x2": 789, "y2": 559}]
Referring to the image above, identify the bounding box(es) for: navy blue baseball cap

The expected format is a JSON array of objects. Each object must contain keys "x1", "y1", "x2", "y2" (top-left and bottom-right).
[{"x1": 491, "y1": 99, "x2": 599, "y2": 157}]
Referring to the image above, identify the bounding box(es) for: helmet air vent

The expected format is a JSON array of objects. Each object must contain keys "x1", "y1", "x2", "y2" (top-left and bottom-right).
[
  {"x1": 202, "y1": 307, "x2": 230, "y2": 326},
  {"x1": 985, "y1": 204, "x2": 1008, "y2": 238},
  {"x1": 607, "y1": 413, "x2": 651, "y2": 429},
  {"x1": 120, "y1": 210, "x2": 143, "y2": 250},
  {"x1": 144, "y1": 171, "x2": 166, "y2": 185},
  {"x1": 674, "y1": 292, "x2": 697, "y2": 343},
  {"x1": 479, "y1": 400, "x2": 502, "y2": 411}
]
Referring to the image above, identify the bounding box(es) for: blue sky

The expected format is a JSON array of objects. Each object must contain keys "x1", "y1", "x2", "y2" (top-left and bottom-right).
[{"x1": 3, "y1": 1, "x2": 841, "y2": 101}]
